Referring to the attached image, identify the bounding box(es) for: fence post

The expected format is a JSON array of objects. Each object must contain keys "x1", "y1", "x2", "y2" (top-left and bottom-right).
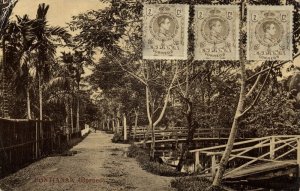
[
  {"x1": 35, "y1": 119, "x2": 38, "y2": 159},
  {"x1": 194, "y1": 151, "x2": 200, "y2": 172},
  {"x1": 270, "y1": 136, "x2": 275, "y2": 160},
  {"x1": 297, "y1": 137, "x2": 300, "y2": 177},
  {"x1": 117, "y1": 119, "x2": 120, "y2": 134},
  {"x1": 112, "y1": 119, "x2": 115, "y2": 133},
  {"x1": 51, "y1": 122, "x2": 54, "y2": 152},
  {"x1": 212, "y1": 155, "x2": 217, "y2": 178},
  {"x1": 123, "y1": 114, "x2": 127, "y2": 141}
]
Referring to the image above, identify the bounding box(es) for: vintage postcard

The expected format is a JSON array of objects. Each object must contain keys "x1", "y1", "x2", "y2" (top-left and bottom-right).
[
  {"x1": 194, "y1": 5, "x2": 240, "y2": 61},
  {"x1": 247, "y1": 5, "x2": 293, "y2": 61},
  {"x1": 0, "y1": 1, "x2": 300, "y2": 191},
  {"x1": 143, "y1": 4, "x2": 189, "y2": 60}
]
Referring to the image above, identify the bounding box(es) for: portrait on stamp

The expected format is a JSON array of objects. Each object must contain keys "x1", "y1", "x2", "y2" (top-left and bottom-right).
[
  {"x1": 203, "y1": 17, "x2": 229, "y2": 44},
  {"x1": 143, "y1": 4, "x2": 189, "y2": 60},
  {"x1": 259, "y1": 20, "x2": 282, "y2": 46},
  {"x1": 154, "y1": 15, "x2": 175, "y2": 40},
  {"x1": 247, "y1": 6, "x2": 293, "y2": 61},
  {"x1": 194, "y1": 5, "x2": 239, "y2": 61}
]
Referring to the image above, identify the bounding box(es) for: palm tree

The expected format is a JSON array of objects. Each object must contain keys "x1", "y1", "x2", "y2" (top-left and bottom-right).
[
  {"x1": 72, "y1": 51, "x2": 85, "y2": 133},
  {"x1": 60, "y1": 50, "x2": 87, "y2": 133},
  {"x1": 61, "y1": 51, "x2": 76, "y2": 134},
  {"x1": 31, "y1": 3, "x2": 71, "y2": 121},
  {"x1": 45, "y1": 53, "x2": 76, "y2": 140},
  {"x1": 16, "y1": 14, "x2": 39, "y2": 119},
  {"x1": 0, "y1": 0, "x2": 19, "y2": 118}
]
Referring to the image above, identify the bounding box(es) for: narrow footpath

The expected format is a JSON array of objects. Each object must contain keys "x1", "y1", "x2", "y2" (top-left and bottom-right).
[{"x1": 0, "y1": 131, "x2": 174, "y2": 191}]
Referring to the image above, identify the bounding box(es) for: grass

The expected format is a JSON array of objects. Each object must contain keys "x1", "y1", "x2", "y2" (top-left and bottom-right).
[
  {"x1": 171, "y1": 176, "x2": 225, "y2": 191},
  {"x1": 111, "y1": 132, "x2": 131, "y2": 144},
  {"x1": 127, "y1": 144, "x2": 185, "y2": 177},
  {"x1": 127, "y1": 144, "x2": 227, "y2": 190}
]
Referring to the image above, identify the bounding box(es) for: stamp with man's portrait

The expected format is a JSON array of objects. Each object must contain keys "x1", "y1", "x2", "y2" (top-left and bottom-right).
[
  {"x1": 247, "y1": 6, "x2": 293, "y2": 61},
  {"x1": 143, "y1": 4, "x2": 189, "y2": 60},
  {"x1": 194, "y1": 5, "x2": 240, "y2": 61}
]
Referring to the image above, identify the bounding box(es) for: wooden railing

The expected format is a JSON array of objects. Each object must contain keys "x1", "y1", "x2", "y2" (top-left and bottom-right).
[
  {"x1": 133, "y1": 128, "x2": 235, "y2": 143},
  {"x1": 189, "y1": 135, "x2": 300, "y2": 178}
]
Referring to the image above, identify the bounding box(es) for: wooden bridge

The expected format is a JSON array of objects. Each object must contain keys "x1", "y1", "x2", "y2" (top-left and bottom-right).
[
  {"x1": 104, "y1": 124, "x2": 300, "y2": 182},
  {"x1": 190, "y1": 135, "x2": 300, "y2": 181},
  {"x1": 118, "y1": 126, "x2": 246, "y2": 142}
]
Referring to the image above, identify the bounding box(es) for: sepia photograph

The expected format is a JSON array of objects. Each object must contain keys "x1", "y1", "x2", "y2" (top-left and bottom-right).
[{"x1": 0, "y1": 0, "x2": 299, "y2": 191}]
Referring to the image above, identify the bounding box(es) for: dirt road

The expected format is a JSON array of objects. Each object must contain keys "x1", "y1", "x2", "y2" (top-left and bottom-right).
[{"x1": 0, "y1": 131, "x2": 174, "y2": 191}]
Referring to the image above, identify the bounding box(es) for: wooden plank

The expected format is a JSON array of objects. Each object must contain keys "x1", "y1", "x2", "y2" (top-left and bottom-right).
[
  {"x1": 225, "y1": 139, "x2": 296, "y2": 176},
  {"x1": 195, "y1": 151, "x2": 200, "y2": 171},
  {"x1": 190, "y1": 137, "x2": 267, "y2": 153},
  {"x1": 270, "y1": 137, "x2": 275, "y2": 160},
  {"x1": 136, "y1": 137, "x2": 245, "y2": 145},
  {"x1": 205, "y1": 138, "x2": 296, "y2": 156},
  {"x1": 190, "y1": 136, "x2": 298, "y2": 153},
  {"x1": 225, "y1": 161, "x2": 297, "y2": 179}
]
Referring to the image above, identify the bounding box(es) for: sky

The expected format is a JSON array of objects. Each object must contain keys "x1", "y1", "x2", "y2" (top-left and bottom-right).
[{"x1": 12, "y1": 0, "x2": 105, "y2": 27}]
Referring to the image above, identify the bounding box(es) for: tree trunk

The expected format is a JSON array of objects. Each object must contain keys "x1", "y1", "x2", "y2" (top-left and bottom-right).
[
  {"x1": 134, "y1": 109, "x2": 139, "y2": 140},
  {"x1": 65, "y1": 99, "x2": 70, "y2": 141},
  {"x1": 116, "y1": 118, "x2": 120, "y2": 134},
  {"x1": 212, "y1": 117, "x2": 241, "y2": 185},
  {"x1": 117, "y1": 110, "x2": 120, "y2": 134},
  {"x1": 150, "y1": 121, "x2": 155, "y2": 159},
  {"x1": 70, "y1": 97, "x2": 74, "y2": 134},
  {"x1": 144, "y1": 86, "x2": 153, "y2": 147},
  {"x1": 212, "y1": 56, "x2": 247, "y2": 187},
  {"x1": 1, "y1": 38, "x2": 9, "y2": 118},
  {"x1": 112, "y1": 116, "x2": 115, "y2": 133},
  {"x1": 177, "y1": 99, "x2": 197, "y2": 171},
  {"x1": 107, "y1": 118, "x2": 110, "y2": 130},
  {"x1": 26, "y1": 87, "x2": 31, "y2": 119},
  {"x1": 38, "y1": 70, "x2": 43, "y2": 152},
  {"x1": 123, "y1": 113, "x2": 127, "y2": 141},
  {"x1": 76, "y1": 97, "x2": 80, "y2": 133},
  {"x1": 38, "y1": 71, "x2": 43, "y2": 121}
]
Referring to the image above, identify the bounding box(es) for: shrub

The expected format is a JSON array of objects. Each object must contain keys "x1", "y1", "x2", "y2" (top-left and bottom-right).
[
  {"x1": 127, "y1": 144, "x2": 145, "y2": 158},
  {"x1": 111, "y1": 133, "x2": 123, "y2": 143},
  {"x1": 171, "y1": 176, "x2": 225, "y2": 191},
  {"x1": 127, "y1": 144, "x2": 185, "y2": 177}
]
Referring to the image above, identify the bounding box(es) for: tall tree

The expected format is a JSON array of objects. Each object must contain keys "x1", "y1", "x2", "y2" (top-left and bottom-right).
[{"x1": 31, "y1": 3, "x2": 70, "y2": 121}]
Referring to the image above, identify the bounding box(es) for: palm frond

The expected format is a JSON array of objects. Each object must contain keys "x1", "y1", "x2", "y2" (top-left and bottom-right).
[{"x1": 36, "y1": 3, "x2": 49, "y2": 20}]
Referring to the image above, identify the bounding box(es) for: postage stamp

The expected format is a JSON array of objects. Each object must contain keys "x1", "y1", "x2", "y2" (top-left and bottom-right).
[
  {"x1": 247, "y1": 6, "x2": 293, "y2": 61},
  {"x1": 194, "y1": 5, "x2": 240, "y2": 61},
  {"x1": 143, "y1": 4, "x2": 189, "y2": 60}
]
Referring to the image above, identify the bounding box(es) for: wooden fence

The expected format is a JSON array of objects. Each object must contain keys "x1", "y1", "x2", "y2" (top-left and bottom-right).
[{"x1": 0, "y1": 118, "x2": 54, "y2": 177}]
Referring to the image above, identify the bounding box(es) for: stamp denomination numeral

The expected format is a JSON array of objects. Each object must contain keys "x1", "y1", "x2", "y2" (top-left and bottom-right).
[
  {"x1": 197, "y1": 11, "x2": 203, "y2": 19},
  {"x1": 281, "y1": 13, "x2": 287, "y2": 22},
  {"x1": 252, "y1": 14, "x2": 258, "y2": 22},
  {"x1": 146, "y1": 8, "x2": 153, "y2": 16},
  {"x1": 176, "y1": 8, "x2": 182, "y2": 17},
  {"x1": 227, "y1": 11, "x2": 233, "y2": 20}
]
